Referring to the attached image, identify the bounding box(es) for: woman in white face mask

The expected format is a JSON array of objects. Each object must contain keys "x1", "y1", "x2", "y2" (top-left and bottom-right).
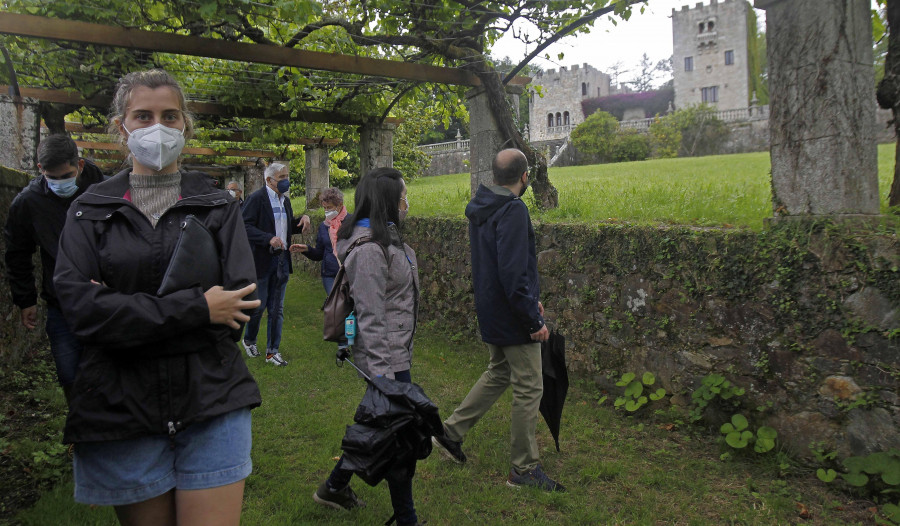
[{"x1": 52, "y1": 70, "x2": 261, "y2": 526}]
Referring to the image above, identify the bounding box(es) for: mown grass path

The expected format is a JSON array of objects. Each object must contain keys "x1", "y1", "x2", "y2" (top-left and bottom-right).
[{"x1": 18, "y1": 275, "x2": 873, "y2": 525}]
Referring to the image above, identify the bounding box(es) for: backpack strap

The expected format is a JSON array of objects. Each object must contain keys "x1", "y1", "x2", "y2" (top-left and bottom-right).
[{"x1": 340, "y1": 236, "x2": 390, "y2": 267}]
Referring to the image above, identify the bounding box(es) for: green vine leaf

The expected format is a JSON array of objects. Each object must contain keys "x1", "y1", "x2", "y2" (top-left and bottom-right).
[
  {"x1": 842, "y1": 471, "x2": 870, "y2": 487},
  {"x1": 817, "y1": 468, "x2": 838, "y2": 483},
  {"x1": 616, "y1": 372, "x2": 636, "y2": 387}
]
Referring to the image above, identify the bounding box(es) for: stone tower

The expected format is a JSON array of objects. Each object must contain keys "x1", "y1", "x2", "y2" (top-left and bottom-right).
[
  {"x1": 672, "y1": 0, "x2": 752, "y2": 111},
  {"x1": 528, "y1": 63, "x2": 612, "y2": 142}
]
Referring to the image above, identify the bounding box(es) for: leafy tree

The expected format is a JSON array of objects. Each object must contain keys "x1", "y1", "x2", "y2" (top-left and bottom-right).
[
  {"x1": 4, "y1": 0, "x2": 650, "y2": 208},
  {"x1": 649, "y1": 105, "x2": 729, "y2": 158},
  {"x1": 746, "y1": 7, "x2": 768, "y2": 105},
  {"x1": 609, "y1": 128, "x2": 649, "y2": 162},
  {"x1": 570, "y1": 110, "x2": 619, "y2": 162}
]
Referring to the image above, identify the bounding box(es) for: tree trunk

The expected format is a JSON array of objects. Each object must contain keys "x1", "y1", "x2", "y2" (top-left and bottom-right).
[
  {"x1": 467, "y1": 57, "x2": 559, "y2": 209},
  {"x1": 40, "y1": 103, "x2": 75, "y2": 135},
  {"x1": 876, "y1": 0, "x2": 900, "y2": 207}
]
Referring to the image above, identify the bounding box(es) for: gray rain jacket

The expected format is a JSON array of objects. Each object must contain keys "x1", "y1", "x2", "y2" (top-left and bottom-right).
[{"x1": 337, "y1": 223, "x2": 419, "y2": 379}]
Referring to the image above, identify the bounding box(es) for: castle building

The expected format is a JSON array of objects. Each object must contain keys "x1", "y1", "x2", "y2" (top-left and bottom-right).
[
  {"x1": 528, "y1": 64, "x2": 613, "y2": 142},
  {"x1": 526, "y1": 0, "x2": 756, "y2": 143},
  {"x1": 672, "y1": 0, "x2": 753, "y2": 111}
]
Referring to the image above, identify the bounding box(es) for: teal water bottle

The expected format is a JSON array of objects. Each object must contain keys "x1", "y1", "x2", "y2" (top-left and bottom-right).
[{"x1": 345, "y1": 312, "x2": 356, "y2": 346}]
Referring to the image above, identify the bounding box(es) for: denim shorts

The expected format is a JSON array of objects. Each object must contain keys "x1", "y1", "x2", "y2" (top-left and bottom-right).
[{"x1": 73, "y1": 408, "x2": 252, "y2": 506}]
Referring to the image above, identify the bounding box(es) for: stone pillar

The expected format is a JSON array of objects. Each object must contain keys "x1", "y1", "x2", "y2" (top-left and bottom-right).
[
  {"x1": 466, "y1": 84, "x2": 524, "y2": 197},
  {"x1": 359, "y1": 123, "x2": 395, "y2": 177},
  {"x1": 304, "y1": 144, "x2": 330, "y2": 207},
  {"x1": 0, "y1": 95, "x2": 40, "y2": 174},
  {"x1": 243, "y1": 163, "x2": 266, "y2": 196},
  {"x1": 755, "y1": 0, "x2": 879, "y2": 218}
]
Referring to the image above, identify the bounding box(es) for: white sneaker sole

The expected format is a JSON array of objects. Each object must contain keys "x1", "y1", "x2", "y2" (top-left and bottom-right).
[{"x1": 431, "y1": 436, "x2": 465, "y2": 464}]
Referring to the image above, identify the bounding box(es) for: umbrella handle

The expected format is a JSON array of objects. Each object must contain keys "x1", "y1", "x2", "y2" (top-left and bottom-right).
[{"x1": 335, "y1": 346, "x2": 373, "y2": 383}]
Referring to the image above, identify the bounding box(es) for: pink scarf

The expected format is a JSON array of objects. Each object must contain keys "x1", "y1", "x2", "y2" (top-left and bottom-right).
[{"x1": 326, "y1": 205, "x2": 348, "y2": 258}]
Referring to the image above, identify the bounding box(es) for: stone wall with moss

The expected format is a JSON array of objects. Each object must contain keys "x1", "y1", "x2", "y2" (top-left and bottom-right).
[
  {"x1": 0, "y1": 166, "x2": 46, "y2": 364},
  {"x1": 394, "y1": 216, "x2": 900, "y2": 461}
]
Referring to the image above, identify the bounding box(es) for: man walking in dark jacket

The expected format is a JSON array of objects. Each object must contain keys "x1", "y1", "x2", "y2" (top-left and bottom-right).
[
  {"x1": 3, "y1": 134, "x2": 105, "y2": 399},
  {"x1": 241, "y1": 162, "x2": 309, "y2": 366},
  {"x1": 432, "y1": 148, "x2": 564, "y2": 492}
]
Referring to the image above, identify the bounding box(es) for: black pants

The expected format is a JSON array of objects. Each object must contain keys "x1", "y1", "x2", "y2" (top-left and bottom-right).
[{"x1": 327, "y1": 369, "x2": 417, "y2": 525}]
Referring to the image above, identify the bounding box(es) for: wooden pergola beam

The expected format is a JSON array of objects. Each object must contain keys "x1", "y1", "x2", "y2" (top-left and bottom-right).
[
  {"x1": 45, "y1": 122, "x2": 341, "y2": 146},
  {"x1": 11, "y1": 86, "x2": 397, "y2": 126},
  {"x1": 76, "y1": 141, "x2": 278, "y2": 158},
  {"x1": 0, "y1": 12, "x2": 529, "y2": 87}
]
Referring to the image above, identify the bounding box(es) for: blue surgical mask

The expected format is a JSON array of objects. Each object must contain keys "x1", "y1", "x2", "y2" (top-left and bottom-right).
[
  {"x1": 276, "y1": 178, "x2": 291, "y2": 194},
  {"x1": 47, "y1": 176, "x2": 78, "y2": 198}
]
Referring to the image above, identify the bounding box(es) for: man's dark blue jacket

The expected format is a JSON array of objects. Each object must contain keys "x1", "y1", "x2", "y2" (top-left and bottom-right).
[
  {"x1": 4, "y1": 160, "x2": 106, "y2": 309},
  {"x1": 465, "y1": 184, "x2": 544, "y2": 346},
  {"x1": 300, "y1": 222, "x2": 339, "y2": 278},
  {"x1": 242, "y1": 185, "x2": 299, "y2": 278}
]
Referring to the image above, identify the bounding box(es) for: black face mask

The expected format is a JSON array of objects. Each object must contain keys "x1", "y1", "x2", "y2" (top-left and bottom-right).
[{"x1": 518, "y1": 175, "x2": 529, "y2": 197}]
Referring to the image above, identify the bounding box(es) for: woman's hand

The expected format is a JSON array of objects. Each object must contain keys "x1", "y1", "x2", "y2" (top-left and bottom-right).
[
  {"x1": 204, "y1": 283, "x2": 260, "y2": 329},
  {"x1": 289, "y1": 244, "x2": 308, "y2": 253}
]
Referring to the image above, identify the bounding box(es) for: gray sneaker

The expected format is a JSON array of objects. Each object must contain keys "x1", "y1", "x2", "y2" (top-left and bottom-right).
[
  {"x1": 242, "y1": 341, "x2": 260, "y2": 357},
  {"x1": 507, "y1": 464, "x2": 566, "y2": 492},
  {"x1": 313, "y1": 481, "x2": 365, "y2": 511}
]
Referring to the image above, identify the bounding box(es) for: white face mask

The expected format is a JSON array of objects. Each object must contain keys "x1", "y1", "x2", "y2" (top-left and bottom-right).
[
  {"x1": 324, "y1": 210, "x2": 338, "y2": 220},
  {"x1": 124, "y1": 123, "x2": 186, "y2": 172},
  {"x1": 228, "y1": 190, "x2": 237, "y2": 198}
]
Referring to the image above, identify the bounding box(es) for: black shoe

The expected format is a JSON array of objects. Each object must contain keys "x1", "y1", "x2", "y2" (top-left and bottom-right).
[
  {"x1": 313, "y1": 481, "x2": 366, "y2": 511},
  {"x1": 431, "y1": 433, "x2": 466, "y2": 464},
  {"x1": 506, "y1": 464, "x2": 566, "y2": 492}
]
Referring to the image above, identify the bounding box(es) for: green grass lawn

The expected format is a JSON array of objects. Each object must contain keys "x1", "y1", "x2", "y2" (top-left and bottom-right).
[
  {"x1": 331, "y1": 144, "x2": 895, "y2": 231},
  {"x1": 17, "y1": 274, "x2": 874, "y2": 525}
]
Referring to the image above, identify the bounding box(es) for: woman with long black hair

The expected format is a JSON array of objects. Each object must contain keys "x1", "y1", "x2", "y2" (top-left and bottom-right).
[{"x1": 312, "y1": 167, "x2": 422, "y2": 526}]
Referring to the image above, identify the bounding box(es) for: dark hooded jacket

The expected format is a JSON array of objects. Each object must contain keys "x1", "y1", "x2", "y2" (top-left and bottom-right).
[
  {"x1": 53, "y1": 168, "x2": 261, "y2": 443},
  {"x1": 4, "y1": 160, "x2": 106, "y2": 309},
  {"x1": 465, "y1": 184, "x2": 544, "y2": 346}
]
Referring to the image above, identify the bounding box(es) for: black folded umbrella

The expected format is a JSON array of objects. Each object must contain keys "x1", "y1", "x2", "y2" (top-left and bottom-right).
[
  {"x1": 539, "y1": 330, "x2": 568, "y2": 452},
  {"x1": 337, "y1": 358, "x2": 444, "y2": 486}
]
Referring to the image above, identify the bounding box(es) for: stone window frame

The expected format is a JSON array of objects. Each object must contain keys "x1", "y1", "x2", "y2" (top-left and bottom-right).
[
  {"x1": 684, "y1": 56, "x2": 694, "y2": 72},
  {"x1": 725, "y1": 49, "x2": 734, "y2": 66},
  {"x1": 701, "y1": 85, "x2": 719, "y2": 103}
]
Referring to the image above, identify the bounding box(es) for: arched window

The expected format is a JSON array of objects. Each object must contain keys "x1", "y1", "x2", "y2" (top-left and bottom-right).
[
  {"x1": 698, "y1": 22, "x2": 704, "y2": 33},
  {"x1": 548, "y1": 114, "x2": 554, "y2": 128},
  {"x1": 581, "y1": 82, "x2": 587, "y2": 96},
  {"x1": 556, "y1": 112, "x2": 562, "y2": 126},
  {"x1": 708, "y1": 21, "x2": 714, "y2": 32},
  {"x1": 563, "y1": 111, "x2": 570, "y2": 126}
]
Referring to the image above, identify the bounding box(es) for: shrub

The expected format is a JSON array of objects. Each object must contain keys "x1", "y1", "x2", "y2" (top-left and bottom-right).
[
  {"x1": 649, "y1": 104, "x2": 730, "y2": 158},
  {"x1": 610, "y1": 129, "x2": 650, "y2": 162},
  {"x1": 570, "y1": 110, "x2": 619, "y2": 162}
]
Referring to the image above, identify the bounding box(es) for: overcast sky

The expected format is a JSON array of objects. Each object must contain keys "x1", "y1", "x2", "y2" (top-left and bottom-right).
[
  {"x1": 490, "y1": 0, "x2": 756, "y2": 76},
  {"x1": 490, "y1": 0, "x2": 881, "y2": 78}
]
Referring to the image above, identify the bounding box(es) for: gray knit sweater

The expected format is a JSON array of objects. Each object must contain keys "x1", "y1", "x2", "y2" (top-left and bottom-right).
[{"x1": 129, "y1": 172, "x2": 181, "y2": 228}]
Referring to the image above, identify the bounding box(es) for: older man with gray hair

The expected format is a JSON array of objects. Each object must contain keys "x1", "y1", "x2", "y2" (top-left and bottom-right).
[{"x1": 241, "y1": 162, "x2": 310, "y2": 366}]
